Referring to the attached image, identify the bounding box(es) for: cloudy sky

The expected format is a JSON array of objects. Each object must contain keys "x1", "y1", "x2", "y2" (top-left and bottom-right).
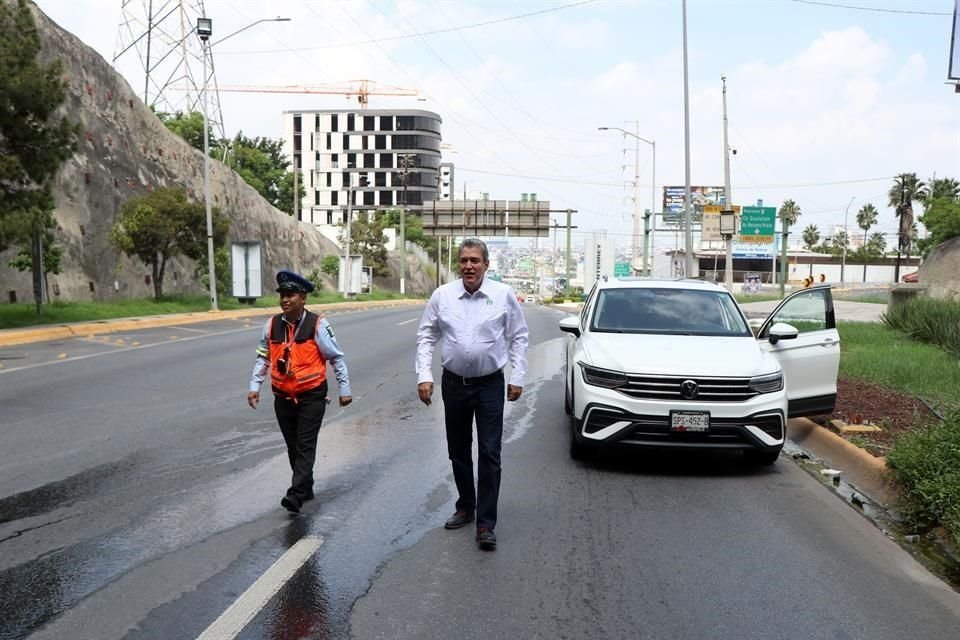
[{"x1": 36, "y1": 0, "x2": 960, "y2": 261}]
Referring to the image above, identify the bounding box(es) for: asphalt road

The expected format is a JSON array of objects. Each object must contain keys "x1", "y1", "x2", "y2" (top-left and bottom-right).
[{"x1": 1, "y1": 304, "x2": 959, "y2": 640}]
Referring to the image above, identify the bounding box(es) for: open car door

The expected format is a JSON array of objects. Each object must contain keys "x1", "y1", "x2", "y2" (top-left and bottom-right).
[{"x1": 757, "y1": 286, "x2": 840, "y2": 417}]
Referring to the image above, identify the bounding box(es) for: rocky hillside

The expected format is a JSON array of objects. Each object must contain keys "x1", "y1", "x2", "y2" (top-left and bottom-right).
[
  {"x1": 0, "y1": 2, "x2": 351, "y2": 303},
  {"x1": 918, "y1": 236, "x2": 960, "y2": 300}
]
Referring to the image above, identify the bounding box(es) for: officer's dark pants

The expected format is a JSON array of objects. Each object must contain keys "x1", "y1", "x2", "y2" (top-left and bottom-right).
[
  {"x1": 274, "y1": 383, "x2": 327, "y2": 502},
  {"x1": 441, "y1": 369, "x2": 505, "y2": 530}
]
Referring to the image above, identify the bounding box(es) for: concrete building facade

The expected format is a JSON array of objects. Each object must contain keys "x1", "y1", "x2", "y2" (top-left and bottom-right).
[{"x1": 282, "y1": 109, "x2": 443, "y2": 244}]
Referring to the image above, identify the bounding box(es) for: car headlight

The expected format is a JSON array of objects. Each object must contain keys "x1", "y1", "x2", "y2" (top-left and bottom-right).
[
  {"x1": 578, "y1": 363, "x2": 628, "y2": 389},
  {"x1": 749, "y1": 372, "x2": 783, "y2": 394}
]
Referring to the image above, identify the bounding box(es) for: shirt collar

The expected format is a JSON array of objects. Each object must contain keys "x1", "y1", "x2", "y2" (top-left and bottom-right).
[{"x1": 459, "y1": 277, "x2": 491, "y2": 299}]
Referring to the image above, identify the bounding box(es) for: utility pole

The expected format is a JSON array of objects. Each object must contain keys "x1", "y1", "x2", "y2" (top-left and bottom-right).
[
  {"x1": 779, "y1": 216, "x2": 789, "y2": 298},
  {"x1": 632, "y1": 122, "x2": 641, "y2": 272},
  {"x1": 398, "y1": 153, "x2": 414, "y2": 296},
  {"x1": 292, "y1": 156, "x2": 300, "y2": 272},
  {"x1": 647, "y1": 140, "x2": 656, "y2": 276},
  {"x1": 343, "y1": 171, "x2": 354, "y2": 298},
  {"x1": 565, "y1": 209, "x2": 574, "y2": 297},
  {"x1": 199, "y1": 25, "x2": 218, "y2": 311},
  {"x1": 681, "y1": 0, "x2": 695, "y2": 278},
  {"x1": 722, "y1": 75, "x2": 735, "y2": 291}
]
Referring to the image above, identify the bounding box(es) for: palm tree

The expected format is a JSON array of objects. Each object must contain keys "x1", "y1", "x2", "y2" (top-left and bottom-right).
[
  {"x1": 923, "y1": 177, "x2": 960, "y2": 205},
  {"x1": 802, "y1": 224, "x2": 820, "y2": 250},
  {"x1": 867, "y1": 232, "x2": 886, "y2": 256},
  {"x1": 778, "y1": 199, "x2": 801, "y2": 227},
  {"x1": 888, "y1": 173, "x2": 925, "y2": 256},
  {"x1": 856, "y1": 203, "x2": 878, "y2": 280}
]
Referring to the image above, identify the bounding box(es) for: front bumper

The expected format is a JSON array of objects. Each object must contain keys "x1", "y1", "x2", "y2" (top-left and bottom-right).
[{"x1": 572, "y1": 374, "x2": 787, "y2": 452}]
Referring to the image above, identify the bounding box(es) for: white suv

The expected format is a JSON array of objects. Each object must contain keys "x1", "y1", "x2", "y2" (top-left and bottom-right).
[{"x1": 559, "y1": 278, "x2": 840, "y2": 464}]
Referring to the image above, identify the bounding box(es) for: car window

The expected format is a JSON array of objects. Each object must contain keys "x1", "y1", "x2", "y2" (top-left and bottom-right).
[
  {"x1": 580, "y1": 283, "x2": 597, "y2": 330},
  {"x1": 769, "y1": 290, "x2": 828, "y2": 333},
  {"x1": 591, "y1": 288, "x2": 751, "y2": 336}
]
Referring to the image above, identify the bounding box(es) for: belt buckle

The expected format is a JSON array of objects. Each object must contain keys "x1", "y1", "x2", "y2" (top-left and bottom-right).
[{"x1": 462, "y1": 374, "x2": 473, "y2": 386}]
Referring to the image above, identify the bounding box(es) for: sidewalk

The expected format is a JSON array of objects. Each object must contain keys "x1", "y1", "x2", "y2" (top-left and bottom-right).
[
  {"x1": 0, "y1": 299, "x2": 424, "y2": 348},
  {"x1": 740, "y1": 299, "x2": 886, "y2": 322}
]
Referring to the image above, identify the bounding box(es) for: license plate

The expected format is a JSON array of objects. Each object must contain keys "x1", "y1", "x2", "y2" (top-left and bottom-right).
[{"x1": 671, "y1": 411, "x2": 710, "y2": 432}]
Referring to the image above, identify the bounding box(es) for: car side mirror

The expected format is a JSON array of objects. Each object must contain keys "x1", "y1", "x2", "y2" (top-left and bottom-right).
[
  {"x1": 768, "y1": 322, "x2": 799, "y2": 345},
  {"x1": 559, "y1": 316, "x2": 581, "y2": 338}
]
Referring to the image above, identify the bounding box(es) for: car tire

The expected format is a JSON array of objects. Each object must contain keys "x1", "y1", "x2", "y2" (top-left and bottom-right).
[
  {"x1": 569, "y1": 415, "x2": 591, "y2": 461},
  {"x1": 744, "y1": 449, "x2": 781, "y2": 466}
]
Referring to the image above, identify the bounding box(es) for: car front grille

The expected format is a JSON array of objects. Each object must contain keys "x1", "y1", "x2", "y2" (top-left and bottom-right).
[{"x1": 618, "y1": 374, "x2": 758, "y2": 402}]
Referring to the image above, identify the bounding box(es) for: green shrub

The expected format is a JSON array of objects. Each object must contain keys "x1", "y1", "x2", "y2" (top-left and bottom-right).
[
  {"x1": 882, "y1": 297, "x2": 960, "y2": 358},
  {"x1": 887, "y1": 411, "x2": 960, "y2": 546}
]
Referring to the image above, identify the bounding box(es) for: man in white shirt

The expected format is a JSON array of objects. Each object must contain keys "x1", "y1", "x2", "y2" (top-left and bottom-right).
[{"x1": 415, "y1": 238, "x2": 529, "y2": 551}]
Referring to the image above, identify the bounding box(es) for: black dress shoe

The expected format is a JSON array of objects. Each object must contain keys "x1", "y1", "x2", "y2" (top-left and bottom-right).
[
  {"x1": 281, "y1": 495, "x2": 302, "y2": 513},
  {"x1": 444, "y1": 510, "x2": 475, "y2": 529},
  {"x1": 476, "y1": 527, "x2": 496, "y2": 551},
  {"x1": 304, "y1": 490, "x2": 315, "y2": 502}
]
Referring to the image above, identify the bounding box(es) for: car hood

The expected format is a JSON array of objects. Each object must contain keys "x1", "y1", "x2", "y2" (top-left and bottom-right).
[{"x1": 582, "y1": 332, "x2": 778, "y2": 378}]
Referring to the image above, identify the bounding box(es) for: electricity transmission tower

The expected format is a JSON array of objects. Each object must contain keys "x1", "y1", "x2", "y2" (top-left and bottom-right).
[{"x1": 112, "y1": 0, "x2": 225, "y2": 140}]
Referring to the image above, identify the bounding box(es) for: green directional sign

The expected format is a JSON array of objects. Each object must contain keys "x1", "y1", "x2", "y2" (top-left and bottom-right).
[
  {"x1": 614, "y1": 262, "x2": 631, "y2": 277},
  {"x1": 739, "y1": 206, "x2": 776, "y2": 243}
]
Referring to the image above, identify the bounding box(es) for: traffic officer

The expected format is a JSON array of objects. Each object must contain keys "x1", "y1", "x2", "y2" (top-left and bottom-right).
[{"x1": 247, "y1": 270, "x2": 352, "y2": 513}]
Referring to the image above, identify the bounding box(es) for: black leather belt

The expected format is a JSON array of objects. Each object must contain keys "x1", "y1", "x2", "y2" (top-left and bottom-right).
[{"x1": 443, "y1": 368, "x2": 504, "y2": 386}]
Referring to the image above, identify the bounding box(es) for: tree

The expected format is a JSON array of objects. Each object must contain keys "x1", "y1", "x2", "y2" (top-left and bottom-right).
[
  {"x1": 831, "y1": 230, "x2": 849, "y2": 256},
  {"x1": 867, "y1": 232, "x2": 886, "y2": 256},
  {"x1": 110, "y1": 187, "x2": 228, "y2": 299},
  {"x1": 156, "y1": 110, "x2": 208, "y2": 152},
  {"x1": 1, "y1": 0, "x2": 78, "y2": 312},
  {"x1": 802, "y1": 224, "x2": 820, "y2": 250},
  {"x1": 888, "y1": 173, "x2": 925, "y2": 256},
  {"x1": 7, "y1": 209, "x2": 61, "y2": 294},
  {"x1": 379, "y1": 208, "x2": 438, "y2": 253},
  {"x1": 922, "y1": 177, "x2": 960, "y2": 206},
  {"x1": 778, "y1": 199, "x2": 801, "y2": 227},
  {"x1": 338, "y1": 212, "x2": 388, "y2": 276},
  {"x1": 856, "y1": 203, "x2": 878, "y2": 280},
  {"x1": 917, "y1": 197, "x2": 960, "y2": 257},
  {"x1": 221, "y1": 133, "x2": 302, "y2": 214},
  {"x1": 321, "y1": 254, "x2": 340, "y2": 277}
]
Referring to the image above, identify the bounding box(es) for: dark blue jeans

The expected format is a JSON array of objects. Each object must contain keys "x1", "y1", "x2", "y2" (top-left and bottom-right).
[{"x1": 441, "y1": 369, "x2": 506, "y2": 530}]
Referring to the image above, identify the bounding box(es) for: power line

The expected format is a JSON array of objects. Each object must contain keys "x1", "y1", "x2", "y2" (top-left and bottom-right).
[
  {"x1": 788, "y1": 0, "x2": 950, "y2": 16},
  {"x1": 218, "y1": 0, "x2": 597, "y2": 54}
]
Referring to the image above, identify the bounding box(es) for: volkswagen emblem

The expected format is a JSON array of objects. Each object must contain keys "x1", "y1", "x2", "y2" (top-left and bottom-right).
[{"x1": 680, "y1": 380, "x2": 699, "y2": 400}]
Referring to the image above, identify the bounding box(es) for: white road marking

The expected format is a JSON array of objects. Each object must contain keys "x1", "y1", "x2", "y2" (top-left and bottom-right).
[
  {"x1": 0, "y1": 326, "x2": 257, "y2": 374},
  {"x1": 196, "y1": 536, "x2": 324, "y2": 640},
  {"x1": 396, "y1": 318, "x2": 417, "y2": 326},
  {"x1": 168, "y1": 325, "x2": 209, "y2": 333}
]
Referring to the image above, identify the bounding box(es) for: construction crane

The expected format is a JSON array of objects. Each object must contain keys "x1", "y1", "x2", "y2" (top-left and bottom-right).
[{"x1": 213, "y1": 79, "x2": 418, "y2": 108}]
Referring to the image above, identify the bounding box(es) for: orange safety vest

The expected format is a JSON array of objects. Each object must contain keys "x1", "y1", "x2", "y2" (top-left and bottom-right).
[{"x1": 268, "y1": 311, "x2": 327, "y2": 400}]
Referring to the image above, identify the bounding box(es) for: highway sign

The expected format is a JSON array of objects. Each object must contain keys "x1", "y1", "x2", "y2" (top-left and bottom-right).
[{"x1": 739, "y1": 206, "x2": 776, "y2": 243}]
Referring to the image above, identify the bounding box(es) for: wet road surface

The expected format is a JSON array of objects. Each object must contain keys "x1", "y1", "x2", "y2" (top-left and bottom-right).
[{"x1": 2, "y1": 304, "x2": 960, "y2": 639}]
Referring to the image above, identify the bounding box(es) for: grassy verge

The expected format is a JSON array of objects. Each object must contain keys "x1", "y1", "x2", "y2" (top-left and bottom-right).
[
  {"x1": 734, "y1": 294, "x2": 783, "y2": 303},
  {"x1": 837, "y1": 321, "x2": 959, "y2": 411},
  {"x1": 887, "y1": 411, "x2": 960, "y2": 547},
  {"x1": 834, "y1": 291, "x2": 889, "y2": 304},
  {"x1": 0, "y1": 291, "x2": 420, "y2": 330}
]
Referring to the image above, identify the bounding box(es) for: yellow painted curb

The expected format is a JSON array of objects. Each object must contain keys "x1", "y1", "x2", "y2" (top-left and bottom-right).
[
  {"x1": 787, "y1": 417, "x2": 899, "y2": 506},
  {"x1": 0, "y1": 299, "x2": 424, "y2": 348}
]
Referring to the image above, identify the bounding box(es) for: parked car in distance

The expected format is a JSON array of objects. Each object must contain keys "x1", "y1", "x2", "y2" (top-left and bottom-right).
[
  {"x1": 902, "y1": 272, "x2": 919, "y2": 283},
  {"x1": 559, "y1": 277, "x2": 841, "y2": 465}
]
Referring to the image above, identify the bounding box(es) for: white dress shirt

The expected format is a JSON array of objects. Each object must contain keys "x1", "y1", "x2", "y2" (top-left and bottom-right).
[{"x1": 416, "y1": 277, "x2": 529, "y2": 387}]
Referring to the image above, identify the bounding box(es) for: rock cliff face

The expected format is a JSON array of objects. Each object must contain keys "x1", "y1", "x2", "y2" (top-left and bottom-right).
[
  {"x1": 919, "y1": 236, "x2": 960, "y2": 300},
  {"x1": 0, "y1": 2, "x2": 344, "y2": 303}
]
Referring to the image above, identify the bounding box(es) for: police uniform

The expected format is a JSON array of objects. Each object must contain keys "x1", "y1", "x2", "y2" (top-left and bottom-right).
[{"x1": 249, "y1": 270, "x2": 351, "y2": 513}]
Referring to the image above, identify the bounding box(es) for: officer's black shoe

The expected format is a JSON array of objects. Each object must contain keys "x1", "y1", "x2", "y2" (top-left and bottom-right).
[
  {"x1": 476, "y1": 527, "x2": 497, "y2": 551},
  {"x1": 281, "y1": 495, "x2": 302, "y2": 514},
  {"x1": 444, "y1": 510, "x2": 475, "y2": 529},
  {"x1": 304, "y1": 490, "x2": 315, "y2": 502}
]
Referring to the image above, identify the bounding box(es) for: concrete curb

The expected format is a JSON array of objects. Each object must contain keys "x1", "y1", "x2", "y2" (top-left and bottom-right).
[
  {"x1": 787, "y1": 417, "x2": 898, "y2": 506},
  {"x1": 0, "y1": 299, "x2": 425, "y2": 348}
]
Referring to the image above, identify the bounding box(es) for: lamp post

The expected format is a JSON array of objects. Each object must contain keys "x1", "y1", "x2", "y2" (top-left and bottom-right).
[
  {"x1": 599, "y1": 126, "x2": 655, "y2": 275},
  {"x1": 840, "y1": 196, "x2": 855, "y2": 287},
  {"x1": 197, "y1": 15, "x2": 290, "y2": 311},
  {"x1": 681, "y1": 0, "x2": 695, "y2": 278}
]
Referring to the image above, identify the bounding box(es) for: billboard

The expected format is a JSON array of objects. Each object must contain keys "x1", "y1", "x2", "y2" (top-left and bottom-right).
[
  {"x1": 662, "y1": 186, "x2": 726, "y2": 224},
  {"x1": 421, "y1": 200, "x2": 551, "y2": 237}
]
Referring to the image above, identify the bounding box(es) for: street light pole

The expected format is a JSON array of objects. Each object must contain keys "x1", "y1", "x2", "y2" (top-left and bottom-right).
[
  {"x1": 841, "y1": 196, "x2": 855, "y2": 287},
  {"x1": 682, "y1": 0, "x2": 695, "y2": 278},
  {"x1": 343, "y1": 171, "x2": 354, "y2": 298},
  {"x1": 196, "y1": 16, "x2": 289, "y2": 312},
  {"x1": 722, "y1": 75, "x2": 734, "y2": 291},
  {"x1": 198, "y1": 21, "x2": 217, "y2": 311}
]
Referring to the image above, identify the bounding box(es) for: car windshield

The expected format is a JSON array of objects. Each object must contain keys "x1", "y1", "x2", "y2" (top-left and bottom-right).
[{"x1": 591, "y1": 287, "x2": 751, "y2": 337}]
